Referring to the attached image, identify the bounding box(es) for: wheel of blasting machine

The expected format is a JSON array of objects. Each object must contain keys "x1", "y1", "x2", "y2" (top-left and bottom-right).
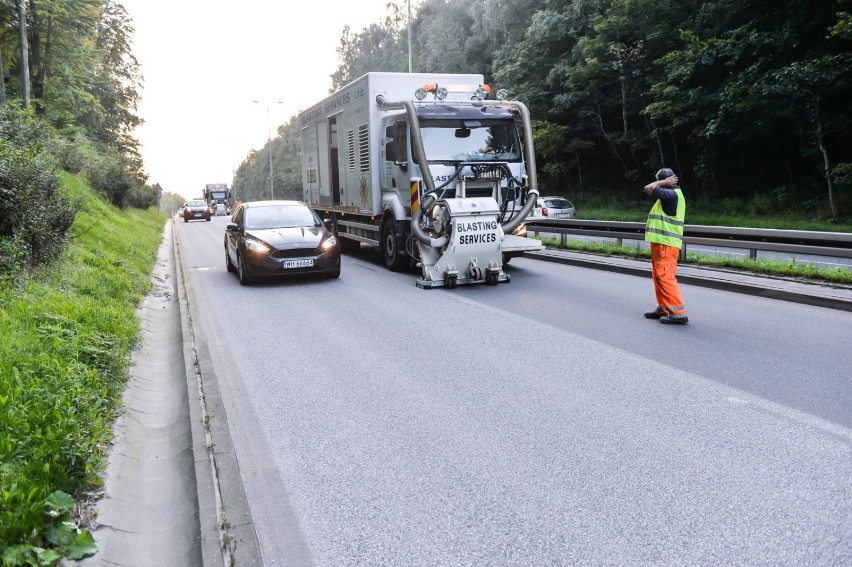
[{"x1": 445, "y1": 274, "x2": 457, "y2": 289}]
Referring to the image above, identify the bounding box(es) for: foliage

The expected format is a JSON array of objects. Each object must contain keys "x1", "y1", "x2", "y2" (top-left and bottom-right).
[
  {"x1": 323, "y1": 0, "x2": 851, "y2": 223},
  {"x1": 233, "y1": 116, "x2": 303, "y2": 202},
  {"x1": 0, "y1": 172, "x2": 165, "y2": 561},
  {"x1": 0, "y1": 107, "x2": 77, "y2": 276},
  {"x1": 0, "y1": 0, "x2": 147, "y2": 208}
]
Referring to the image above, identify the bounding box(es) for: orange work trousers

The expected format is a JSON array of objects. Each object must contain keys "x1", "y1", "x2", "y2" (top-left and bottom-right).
[{"x1": 650, "y1": 242, "x2": 687, "y2": 315}]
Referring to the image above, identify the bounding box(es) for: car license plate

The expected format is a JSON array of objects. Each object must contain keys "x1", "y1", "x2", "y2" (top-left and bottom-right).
[
  {"x1": 283, "y1": 259, "x2": 313, "y2": 269},
  {"x1": 193, "y1": 212, "x2": 202, "y2": 217},
  {"x1": 556, "y1": 213, "x2": 569, "y2": 218}
]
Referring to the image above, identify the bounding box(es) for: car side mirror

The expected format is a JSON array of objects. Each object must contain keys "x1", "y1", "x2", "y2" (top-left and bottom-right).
[{"x1": 226, "y1": 222, "x2": 238, "y2": 232}]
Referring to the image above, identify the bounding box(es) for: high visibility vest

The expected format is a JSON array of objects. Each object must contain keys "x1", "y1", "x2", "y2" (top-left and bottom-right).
[{"x1": 645, "y1": 187, "x2": 685, "y2": 249}]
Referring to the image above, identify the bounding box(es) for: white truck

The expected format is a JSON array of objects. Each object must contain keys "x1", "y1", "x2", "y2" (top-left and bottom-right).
[{"x1": 299, "y1": 72, "x2": 542, "y2": 288}]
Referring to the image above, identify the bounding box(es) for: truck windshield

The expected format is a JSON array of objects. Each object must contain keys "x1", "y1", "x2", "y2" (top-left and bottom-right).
[{"x1": 418, "y1": 120, "x2": 521, "y2": 163}]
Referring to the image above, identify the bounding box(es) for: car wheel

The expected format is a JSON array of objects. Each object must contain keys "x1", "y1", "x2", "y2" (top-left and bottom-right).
[
  {"x1": 237, "y1": 254, "x2": 252, "y2": 285},
  {"x1": 225, "y1": 246, "x2": 235, "y2": 273},
  {"x1": 381, "y1": 217, "x2": 407, "y2": 272},
  {"x1": 326, "y1": 269, "x2": 341, "y2": 279}
]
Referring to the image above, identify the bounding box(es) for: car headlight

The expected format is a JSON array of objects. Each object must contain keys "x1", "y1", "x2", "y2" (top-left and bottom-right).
[
  {"x1": 243, "y1": 238, "x2": 270, "y2": 253},
  {"x1": 321, "y1": 234, "x2": 338, "y2": 252}
]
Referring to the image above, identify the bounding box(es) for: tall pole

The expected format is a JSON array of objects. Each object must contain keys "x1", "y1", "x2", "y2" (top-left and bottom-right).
[
  {"x1": 254, "y1": 100, "x2": 282, "y2": 200},
  {"x1": 407, "y1": 0, "x2": 412, "y2": 73},
  {"x1": 267, "y1": 107, "x2": 274, "y2": 200}
]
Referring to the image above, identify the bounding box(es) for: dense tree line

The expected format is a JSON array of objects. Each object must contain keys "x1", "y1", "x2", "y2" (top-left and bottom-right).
[
  {"x1": 239, "y1": 0, "x2": 850, "y2": 222},
  {"x1": 0, "y1": 0, "x2": 153, "y2": 275}
]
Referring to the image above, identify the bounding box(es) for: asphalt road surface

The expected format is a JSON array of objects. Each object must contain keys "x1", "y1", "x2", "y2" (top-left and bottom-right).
[{"x1": 175, "y1": 216, "x2": 851, "y2": 566}]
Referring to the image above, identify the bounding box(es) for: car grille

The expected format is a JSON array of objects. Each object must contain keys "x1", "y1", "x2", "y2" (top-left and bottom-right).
[{"x1": 270, "y1": 247, "x2": 321, "y2": 259}]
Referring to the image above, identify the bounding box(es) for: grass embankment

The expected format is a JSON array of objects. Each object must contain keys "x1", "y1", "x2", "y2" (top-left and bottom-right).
[
  {"x1": 0, "y1": 173, "x2": 165, "y2": 563},
  {"x1": 538, "y1": 202, "x2": 852, "y2": 285}
]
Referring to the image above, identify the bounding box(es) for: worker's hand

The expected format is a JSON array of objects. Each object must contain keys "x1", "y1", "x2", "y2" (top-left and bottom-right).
[{"x1": 658, "y1": 175, "x2": 678, "y2": 188}]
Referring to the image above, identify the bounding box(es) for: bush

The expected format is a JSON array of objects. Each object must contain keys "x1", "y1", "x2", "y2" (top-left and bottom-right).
[
  {"x1": 0, "y1": 107, "x2": 78, "y2": 276},
  {"x1": 44, "y1": 132, "x2": 100, "y2": 176}
]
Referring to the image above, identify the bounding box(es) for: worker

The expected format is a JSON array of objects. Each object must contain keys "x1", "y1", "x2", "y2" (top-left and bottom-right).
[{"x1": 642, "y1": 168, "x2": 688, "y2": 325}]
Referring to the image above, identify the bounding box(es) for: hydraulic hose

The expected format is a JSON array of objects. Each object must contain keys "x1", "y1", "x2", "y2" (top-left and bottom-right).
[
  {"x1": 410, "y1": 194, "x2": 449, "y2": 249},
  {"x1": 500, "y1": 100, "x2": 539, "y2": 235},
  {"x1": 377, "y1": 94, "x2": 443, "y2": 248}
]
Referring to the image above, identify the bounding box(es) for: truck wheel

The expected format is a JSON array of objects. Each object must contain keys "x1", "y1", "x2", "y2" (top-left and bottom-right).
[{"x1": 381, "y1": 218, "x2": 407, "y2": 272}]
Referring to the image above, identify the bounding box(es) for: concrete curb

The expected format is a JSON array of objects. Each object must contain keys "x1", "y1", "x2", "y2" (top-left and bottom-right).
[
  {"x1": 526, "y1": 248, "x2": 852, "y2": 312},
  {"x1": 173, "y1": 220, "x2": 264, "y2": 566}
]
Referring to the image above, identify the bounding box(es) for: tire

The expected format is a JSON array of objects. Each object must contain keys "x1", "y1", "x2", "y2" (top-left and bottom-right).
[
  {"x1": 237, "y1": 254, "x2": 252, "y2": 285},
  {"x1": 380, "y1": 217, "x2": 408, "y2": 272},
  {"x1": 326, "y1": 269, "x2": 341, "y2": 279},
  {"x1": 225, "y1": 246, "x2": 235, "y2": 273}
]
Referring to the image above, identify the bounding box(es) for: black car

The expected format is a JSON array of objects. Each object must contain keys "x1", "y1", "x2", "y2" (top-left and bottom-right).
[
  {"x1": 183, "y1": 200, "x2": 211, "y2": 222},
  {"x1": 224, "y1": 200, "x2": 341, "y2": 285}
]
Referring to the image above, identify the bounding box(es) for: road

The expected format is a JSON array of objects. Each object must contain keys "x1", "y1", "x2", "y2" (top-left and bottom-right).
[{"x1": 175, "y1": 216, "x2": 851, "y2": 566}]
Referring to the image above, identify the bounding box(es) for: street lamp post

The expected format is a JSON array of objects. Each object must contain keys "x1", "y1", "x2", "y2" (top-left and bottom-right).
[{"x1": 253, "y1": 100, "x2": 283, "y2": 199}]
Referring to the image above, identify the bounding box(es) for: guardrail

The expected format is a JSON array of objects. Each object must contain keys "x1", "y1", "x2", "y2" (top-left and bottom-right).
[{"x1": 523, "y1": 219, "x2": 852, "y2": 260}]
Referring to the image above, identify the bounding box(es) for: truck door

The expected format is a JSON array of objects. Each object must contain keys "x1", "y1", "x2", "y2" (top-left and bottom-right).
[
  {"x1": 316, "y1": 122, "x2": 330, "y2": 205},
  {"x1": 328, "y1": 114, "x2": 341, "y2": 206},
  {"x1": 301, "y1": 126, "x2": 320, "y2": 204}
]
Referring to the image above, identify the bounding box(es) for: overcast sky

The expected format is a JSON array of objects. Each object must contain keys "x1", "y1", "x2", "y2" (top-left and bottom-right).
[{"x1": 120, "y1": 0, "x2": 402, "y2": 199}]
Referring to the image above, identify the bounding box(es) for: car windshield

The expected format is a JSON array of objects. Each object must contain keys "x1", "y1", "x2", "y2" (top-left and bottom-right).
[
  {"x1": 188, "y1": 201, "x2": 206, "y2": 207},
  {"x1": 245, "y1": 205, "x2": 319, "y2": 230},
  {"x1": 544, "y1": 199, "x2": 573, "y2": 209}
]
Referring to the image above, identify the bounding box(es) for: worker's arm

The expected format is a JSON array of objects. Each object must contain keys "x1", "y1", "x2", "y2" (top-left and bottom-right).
[{"x1": 643, "y1": 175, "x2": 678, "y2": 196}]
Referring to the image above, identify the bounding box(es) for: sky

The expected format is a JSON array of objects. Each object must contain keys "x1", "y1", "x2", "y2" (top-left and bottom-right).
[{"x1": 119, "y1": 0, "x2": 402, "y2": 200}]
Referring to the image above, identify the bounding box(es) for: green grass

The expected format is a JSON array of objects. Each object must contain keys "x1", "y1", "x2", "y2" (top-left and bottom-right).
[{"x1": 0, "y1": 173, "x2": 166, "y2": 562}]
